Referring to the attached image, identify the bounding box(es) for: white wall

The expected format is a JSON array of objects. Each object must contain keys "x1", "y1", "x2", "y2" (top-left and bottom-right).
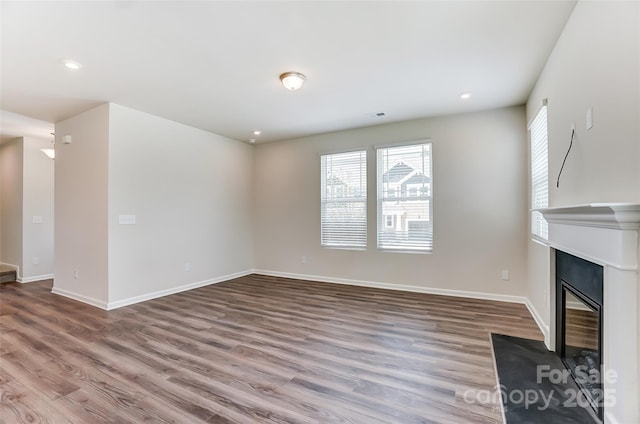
[
  {"x1": 253, "y1": 106, "x2": 528, "y2": 298},
  {"x1": 53, "y1": 103, "x2": 253, "y2": 308},
  {"x1": 526, "y1": 0, "x2": 640, "y2": 333},
  {"x1": 54, "y1": 104, "x2": 110, "y2": 306},
  {"x1": 525, "y1": 2, "x2": 640, "y2": 422},
  {"x1": 21, "y1": 137, "x2": 54, "y2": 281},
  {"x1": 527, "y1": 1, "x2": 640, "y2": 206},
  {"x1": 107, "y1": 104, "x2": 254, "y2": 305},
  {"x1": 0, "y1": 138, "x2": 23, "y2": 274}
]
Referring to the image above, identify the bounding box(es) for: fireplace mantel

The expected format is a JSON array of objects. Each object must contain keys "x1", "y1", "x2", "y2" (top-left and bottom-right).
[
  {"x1": 534, "y1": 202, "x2": 639, "y2": 424},
  {"x1": 535, "y1": 203, "x2": 640, "y2": 230}
]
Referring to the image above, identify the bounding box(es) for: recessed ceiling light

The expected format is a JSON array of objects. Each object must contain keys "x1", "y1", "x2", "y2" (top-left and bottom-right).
[
  {"x1": 459, "y1": 91, "x2": 472, "y2": 100},
  {"x1": 63, "y1": 59, "x2": 82, "y2": 70},
  {"x1": 253, "y1": 130, "x2": 261, "y2": 135},
  {"x1": 279, "y1": 72, "x2": 306, "y2": 90}
]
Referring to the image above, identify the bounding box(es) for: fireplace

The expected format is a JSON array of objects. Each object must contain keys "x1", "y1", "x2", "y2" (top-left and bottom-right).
[
  {"x1": 536, "y1": 203, "x2": 640, "y2": 424},
  {"x1": 556, "y1": 250, "x2": 603, "y2": 420}
]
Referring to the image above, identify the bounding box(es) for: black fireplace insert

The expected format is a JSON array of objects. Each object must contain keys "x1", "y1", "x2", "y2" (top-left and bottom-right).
[{"x1": 555, "y1": 250, "x2": 604, "y2": 421}]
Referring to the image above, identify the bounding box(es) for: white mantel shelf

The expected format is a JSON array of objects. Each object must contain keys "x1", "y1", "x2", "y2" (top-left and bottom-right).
[
  {"x1": 534, "y1": 203, "x2": 640, "y2": 230},
  {"x1": 534, "y1": 202, "x2": 640, "y2": 424}
]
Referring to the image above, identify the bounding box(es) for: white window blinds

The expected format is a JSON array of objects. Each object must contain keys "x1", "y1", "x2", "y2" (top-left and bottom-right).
[
  {"x1": 530, "y1": 105, "x2": 549, "y2": 240},
  {"x1": 377, "y1": 143, "x2": 432, "y2": 252},
  {"x1": 321, "y1": 150, "x2": 367, "y2": 249}
]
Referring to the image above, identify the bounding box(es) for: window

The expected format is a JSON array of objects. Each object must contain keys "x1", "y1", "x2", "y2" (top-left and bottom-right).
[
  {"x1": 385, "y1": 215, "x2": 394, "y2": 228},
  {"x1": 530, "y1": 104, "x2": 549, "y2": 240},
  {"x1": 321, "y1": 150, "x2": 367, "y2": 249},
  {"x1": 377, "y1": 142, "x2": 432, "y2": 252}
]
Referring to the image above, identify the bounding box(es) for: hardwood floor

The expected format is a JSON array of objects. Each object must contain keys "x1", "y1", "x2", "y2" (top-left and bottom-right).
[{"x1": 0, "y1": 274, "x2": 543, "y2": 423}]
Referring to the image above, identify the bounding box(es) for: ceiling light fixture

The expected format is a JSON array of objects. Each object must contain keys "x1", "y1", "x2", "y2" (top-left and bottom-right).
[
  {"x1": 279, "y1": 72, "x2": 306, "y2": 90},
  {"x1": 63, "y1": 59, "x2": 82, "y2": 70},
  {"x1": 249, "y1": 139, "x2": 256, "y2": 144},
  {"x1": 253, "y1": 130, "x2": 261, "y2": 135},
  {"x1": 459, "y1": 91, "x2": 472, "y2": 100}
]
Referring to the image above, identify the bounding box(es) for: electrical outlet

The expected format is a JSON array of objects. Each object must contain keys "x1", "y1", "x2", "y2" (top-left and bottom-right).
[
  {"x1": 184, "y1": 262, "x2": 191, "y2": 272},
  {"x1": 501, "y1": 270, "x2": 510, "y2": 281},
  {"x1": 301, "y1": 256, "x2": 308, "y2": 264},
  {"x1": 32, "y1": 257, "x2": 39, "y2": 265},
  {"x1": 74, "y1": 269, "x2": 79, "y2": 279}
]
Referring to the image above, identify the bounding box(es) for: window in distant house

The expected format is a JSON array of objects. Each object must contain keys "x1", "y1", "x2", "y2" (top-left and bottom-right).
[
  {"x1": 377, "y1": 142, "x2": 432, "y2": 252},
  {"x1": 321, "y1": 150, "x2": 367, "y2": 249},
  {"x1": 530, "y1": 103, "x2": 549, "y2": 240},
  {"x1": 385, "y1": 215, "x2": 394, "y2": 228}
]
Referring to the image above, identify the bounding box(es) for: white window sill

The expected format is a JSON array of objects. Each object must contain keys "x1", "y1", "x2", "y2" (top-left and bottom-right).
[
  {"x1": 377, "y1": 248, "x2": 432, "y2": 255},
  {"x1": 321, "y1": 246, "x2": 367, "y2": 251}
]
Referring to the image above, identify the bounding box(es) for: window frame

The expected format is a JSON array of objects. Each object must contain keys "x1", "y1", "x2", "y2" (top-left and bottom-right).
[
  {"x1": 320, "y1": 149, "x2": 368, "y2": 250},
  {"x1": 375, "y1": 140, "x2": 433, "y2": 253},
  {"x1": 529, "y1": 103, "x2": 549, "y2": 241}
]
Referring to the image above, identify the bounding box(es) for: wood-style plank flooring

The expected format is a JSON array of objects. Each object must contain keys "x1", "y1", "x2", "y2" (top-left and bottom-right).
[{"x1": 0, "y1": 274, "x2": 542, "y2": 423}]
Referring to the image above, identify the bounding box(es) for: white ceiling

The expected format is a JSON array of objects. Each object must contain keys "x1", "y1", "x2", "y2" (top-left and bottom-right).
[{"x1": 1, "y1": 1, "x2": 576, "y2": 144}]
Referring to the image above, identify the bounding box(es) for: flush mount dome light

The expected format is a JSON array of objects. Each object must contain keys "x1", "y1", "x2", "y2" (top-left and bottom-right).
[
  {"x1": 279, "y1": 72, "x2": 306, "y2": 90},
  {"x1": 63, "y1": 59, "x2": 82, "y2": 70}
]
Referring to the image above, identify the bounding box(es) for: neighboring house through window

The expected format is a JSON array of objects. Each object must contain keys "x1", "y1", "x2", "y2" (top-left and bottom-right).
[
  {"x1": 320, "y1": 150, "x2": 367, "y2": 249},
  {"x1": 377, "y1": 142, "x2": 433, "y2": 252}
]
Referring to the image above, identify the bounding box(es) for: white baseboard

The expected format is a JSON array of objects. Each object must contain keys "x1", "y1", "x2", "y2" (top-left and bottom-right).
[
  {"x1": 0, "y1": 262, "x2": 18, "y2": 270},
  {"x1": 253, "y1": 268, "x2": 529, "y2": 304},
  {"x1": 48, "y1": 267, "x2": 553, "y2": 349},
  {"x1": 51, "y1": 287, "x2": 109, "y2": 310},
  {"x1": 524, "y1": 298, "x2": 551, "y2": 349},
  {"x1": 256, "y1": 268, "x2": 553, "y2": 351},
  {"x1": 19, "y1": 274, "x2": 54, "y2": 284},
  {"x1": 106, "y1": 269, "x2": 253, "y2": 310}
]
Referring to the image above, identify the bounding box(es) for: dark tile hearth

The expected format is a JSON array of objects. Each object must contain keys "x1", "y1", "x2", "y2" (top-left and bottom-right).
[{"x1": 491, "y1": 334, "x2": 599, "y2": 424}]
